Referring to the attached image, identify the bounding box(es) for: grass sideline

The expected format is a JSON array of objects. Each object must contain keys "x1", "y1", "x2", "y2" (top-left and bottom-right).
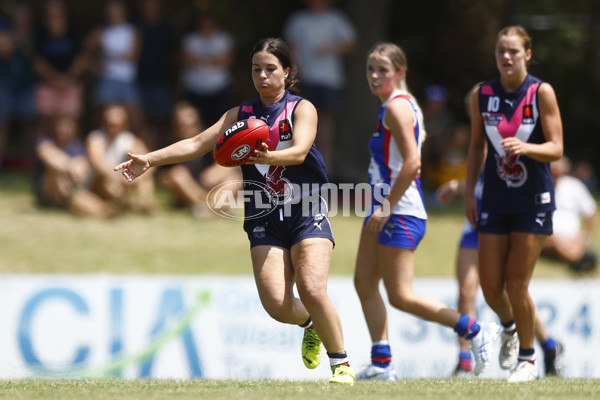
[
  {"x1": 0, "y1": 171, "x2": 597, "y2": 278},
  {"x1": 0, "y1": 378, "x2": 598, "y2": 400}
]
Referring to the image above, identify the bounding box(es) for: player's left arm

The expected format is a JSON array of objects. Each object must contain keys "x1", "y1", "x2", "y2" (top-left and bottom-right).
[
  {"x1": 385, "y1": 99, "x2": 421, "y2": 210},
  {"x1": 502, "y1": 83, "x2": 563, "y2": 162},
  {"x1": 249, "y1": 100, "x2": 318, "y2": 166},
  {"x1": 366, "y1": 99, "x2": 419, "y2": 233}
]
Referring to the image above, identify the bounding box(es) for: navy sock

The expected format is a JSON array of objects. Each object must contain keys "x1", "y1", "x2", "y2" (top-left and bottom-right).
[
  {"x1": 300, "y1": 317, "x2": 312, "y2": 329},
  {"x1": 501, "y1": 319, "x2": 517, "y2": 334},
  {"x1": 327, "y1": 351, "x2": 350, "y2": 367},
  {"x1": 518, "y1": 347, "x2": 536, "y2": 363}
]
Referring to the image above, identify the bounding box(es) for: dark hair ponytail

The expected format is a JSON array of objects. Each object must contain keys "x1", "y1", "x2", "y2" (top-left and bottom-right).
[{"x1": 250, "y1": 37, "x2": 299, "y2": 94}]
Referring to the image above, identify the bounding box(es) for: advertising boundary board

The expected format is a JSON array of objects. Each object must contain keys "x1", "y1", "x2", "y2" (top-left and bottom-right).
[{"x1": 0, "y1": 274, "x2": 597, "y2": 379}]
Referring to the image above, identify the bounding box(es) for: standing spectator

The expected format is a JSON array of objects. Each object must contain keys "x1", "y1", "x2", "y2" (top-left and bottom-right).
[
  {"x1": 34, "y1": 115, "x2": 110, "y2": 217},
  {"x1": 542, "y1": 157, "x2": 597, "y2": 272},
  {"x1": 8, "y1": 3, "x2": 38, "y2": 162},
  {"x1": 33, "y1": 0, "x2": 86, "y2": 133},
  {"x1": 135, "y1": 0, "x2": 176, "y2": 149},
  {"x1": 0, "y1": 13, "x2": 13, "y2": 170},
  {"x1": 86, "y1": 104, "x2": 156, "y2": 213},
  {"x1": 464, "y1": 26, "x2": 563, "y2": 382},
  {"x1": 158, "y1": 101, "x2": 241, "y2": 217},
  {"x1": 181, "y1": 9, "x2": 234, "y2": 127},
  {"x1": 87, "y1": 0, "x2": 143, "y2": 134},
  {"x1": 283, "y1": 0, "x2": 356, "y2": 173}
]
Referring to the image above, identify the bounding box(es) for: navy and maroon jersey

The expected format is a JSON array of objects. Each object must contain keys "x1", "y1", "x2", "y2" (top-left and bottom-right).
[
  {"x1": 237, "y1": 91, "x2": 329, "y2": 216},
  {"x1": 478, "y1": 74, "x2": 555, "y2": 215}
]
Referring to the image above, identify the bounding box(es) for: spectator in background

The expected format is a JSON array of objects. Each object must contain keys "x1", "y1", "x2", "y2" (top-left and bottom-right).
[
  {"x1": 86, "y1": 104, "x2": 156, "y2": 213},
  {"x1": 135, "y1": 0, "x2": 176, "y2": 150},
  {"x1": 542, "y1": 157, "x2": 597, "y2": 272},
  {"x1": 33, "y1": 0, "x2": 86, "y2": 133},
  {"x1": 0, "y1": 13, "x2": 13, "y2": 170},
  {"x1": 87, "y1": 0, "x2": 143, "y2": 134},
  {"x1": 283, "y1": 0, "x2": 356, "y2": 174},
  {"x1": 8, "y1": 3, "x2": 38, "y2": 163},
  {"x1": 571, "y1": 160, "x2": 598, "y2": 192},
  {"x1": 421, "y1": 84, "x2": 457, "y2": 189},
  {"x1": 34, "y1": 115, "x2": 110, "y2": 217},
  {"x1": 158, "y1": 101, "x2": 240, "y2": 217},
  {"x1": 181, "y1": 9, "x2": 234, "y2": 127}
]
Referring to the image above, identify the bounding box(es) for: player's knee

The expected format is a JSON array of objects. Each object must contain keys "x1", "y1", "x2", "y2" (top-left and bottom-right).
[
  {"x1": 354, "y1": 275, "x2": 377, "y2": 299},
  {"x1": 459, "y1": 283, "x2": 478, "y2": 303},
  {"x1": 297, "y1": 284, "x2": 327, "y2": 309},
  {"x1": 504, "y1": 278, "x2": 528, "y2": 302}
]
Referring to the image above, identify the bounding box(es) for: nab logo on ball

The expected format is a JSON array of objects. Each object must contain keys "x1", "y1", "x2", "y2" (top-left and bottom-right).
[{"x1": 213, "y1": 119, "x2": 270, "y2": 167}]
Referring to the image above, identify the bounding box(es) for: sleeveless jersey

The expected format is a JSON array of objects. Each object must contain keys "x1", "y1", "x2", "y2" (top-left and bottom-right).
[
  {"x1": 478, "y1": 74, "x2": 555, "y2": 215},
  {"x1": 237, "y1": 91, "x2": 329, "y2": 216},
  {"x1": 368, "y1": 90, "x2": 427, "y2": 219}
]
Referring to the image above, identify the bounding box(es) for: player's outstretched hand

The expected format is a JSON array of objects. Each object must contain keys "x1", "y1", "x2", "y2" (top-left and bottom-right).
[{"x1": 114, "y1": 152, "x2": 151, "y2": 182}]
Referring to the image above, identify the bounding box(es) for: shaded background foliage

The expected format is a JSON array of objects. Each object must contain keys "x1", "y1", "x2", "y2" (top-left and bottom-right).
[{"x1": 5, "y1": 0, "x2": 599, "y2": 184}]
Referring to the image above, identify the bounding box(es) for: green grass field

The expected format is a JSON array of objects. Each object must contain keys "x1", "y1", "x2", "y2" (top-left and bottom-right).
[
  {"x1": 0, "y1": 378, "x2": 598, "y2": 400},
  {"x1": 1, "y1": 171, "x2": 597, "y2": 278},
  {"x1": 1, "y1": 172, "x2": 600, "y2": 399},
  {"x1": 0, "y1": 379, "x2": 600, "y2": 400}
]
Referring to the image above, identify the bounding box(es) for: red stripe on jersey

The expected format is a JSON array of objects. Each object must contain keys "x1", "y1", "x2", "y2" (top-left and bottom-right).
[{"x1": 382, "y1": 94, "x2": 413, "y2": 181}]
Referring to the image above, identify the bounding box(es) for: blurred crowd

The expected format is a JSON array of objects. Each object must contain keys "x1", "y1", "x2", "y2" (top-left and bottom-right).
[
  {"x1": 0, "y1": 0, "x2": 360, "y2": 216},
  {"x1": 0, "y1": 0, "x2": 597, "y2": 273}
]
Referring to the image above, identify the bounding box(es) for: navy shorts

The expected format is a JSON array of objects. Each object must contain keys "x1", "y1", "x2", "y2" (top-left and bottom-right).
[
  {"x1": 364, "y1": 213, "x2": 426, "y2": 250},
  {"x1": 244, "y1": 196, "x2": 334, "y2": 249},
  {"x1": 478, "y1": 211, "x2": 553, "y2": 235}
]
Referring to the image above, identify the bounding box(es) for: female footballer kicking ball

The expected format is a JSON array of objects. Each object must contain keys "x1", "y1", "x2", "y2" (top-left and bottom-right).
[{"x1": 115, "y1": 37, "x2": 354, "y2": 384}]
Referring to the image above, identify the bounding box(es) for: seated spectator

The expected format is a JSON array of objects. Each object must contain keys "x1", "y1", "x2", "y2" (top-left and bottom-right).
[
  {"x1": 34, "y1": 115, "x2": 109, "y2": 217},
  {"x1": 33, "y1": 0, "x2": 86, "y2": 132},
  {"x1": 158, "y1": 101, "x2": 240, "y2": 217},
  {"x1": 86, "y1": 104, "x2": 156, "y2": 213},
  {"x1": 542, "y1": 157, "x2": 597, "y2": 272}
]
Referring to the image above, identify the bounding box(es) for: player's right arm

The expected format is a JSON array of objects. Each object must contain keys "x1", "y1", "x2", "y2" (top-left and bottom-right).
[
  {"x1": 465, "y1": 87, "x2": 485, "y2": 228},
  {"x1": 115, "y1": 107, "x2": 239, "y2": 182}
]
